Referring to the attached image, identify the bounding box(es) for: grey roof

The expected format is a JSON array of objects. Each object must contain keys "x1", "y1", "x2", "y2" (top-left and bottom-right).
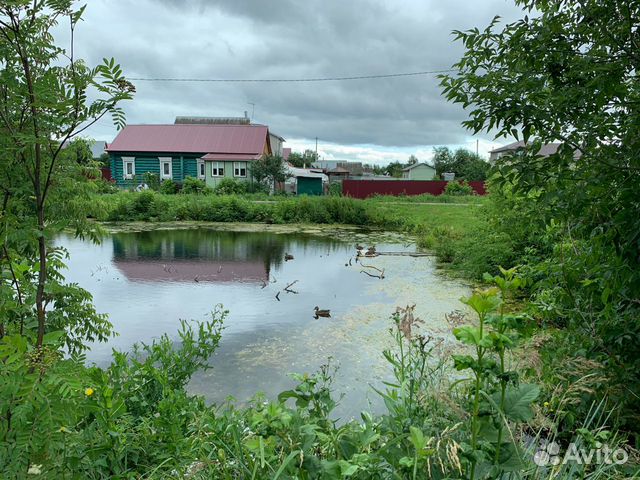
[
  {"x1": 91, "y1": 141, "x2": 107, "y2": 158},
  {"x1": 489, "y1": 140, "x2": 562, "y2": 156},
  {"x1": 402, "y1": 162, "x2": 435, "y2": 171},
  {"x1": 175, "y1": 116, "x2": 250, "y2": 125}
]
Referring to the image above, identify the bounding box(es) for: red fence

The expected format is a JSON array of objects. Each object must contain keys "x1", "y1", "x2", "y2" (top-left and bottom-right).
[
  {"x1": 342, "y1": 180, "x2": 486, "y2": 199},
  {"x1": 100, "y1": 167, "x2": 112, "y2": 181}
]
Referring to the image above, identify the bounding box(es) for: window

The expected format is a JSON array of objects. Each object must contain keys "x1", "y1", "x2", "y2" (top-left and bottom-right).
[
  {"x1": 198, "y1": 160, "x2": 205, "y2": 179},
  {"x1": 211, "y1": 162, "x2": 224, "y2": 177},
  {"x1": 159, "y1": 157, "x2": 172, "y2": 180},
  {"x1": 233, "y1": 162, "x2": 247, "y2": 178},
  {"x1": 122, "y1": 157, "x2": 135, "y2": 179}
]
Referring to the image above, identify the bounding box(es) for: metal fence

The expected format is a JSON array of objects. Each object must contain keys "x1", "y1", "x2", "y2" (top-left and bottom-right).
[{"x1": 342, "y1": 179, "x2": 486, "y2": 198}]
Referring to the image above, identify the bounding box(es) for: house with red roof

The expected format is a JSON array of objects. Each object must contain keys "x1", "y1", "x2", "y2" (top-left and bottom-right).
[{"x1": 106, "y1": 123, "x2": 272, "y2": 188}]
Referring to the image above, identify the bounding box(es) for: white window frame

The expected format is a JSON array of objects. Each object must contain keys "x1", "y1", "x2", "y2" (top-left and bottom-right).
[
  {"x1": 122, "y1": 157, "x2": 135, "y2": 180},
  {"x1": 233, "y1": 161, "x2": 247, "y2": 178},
  {"x1": 159, "y1": 157, "x2": 172, "y2": 180},
  {"x1": 211, "y1": 162, "x2": 224, "y2": 177},
  {"x1": 197, "y1": 160, "x2": 206, "y2": 179}
]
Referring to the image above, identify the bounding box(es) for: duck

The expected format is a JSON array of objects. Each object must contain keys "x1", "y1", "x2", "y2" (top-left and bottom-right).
[
  {"x1": 284, "y1": 253, "x2": 294, "y2": 261},
  {"x1": 355, "y1": 244, "x2": 364, "y2": 251},
  {"x1": 313, "y1": 306, "x2": 331, "y2": 318}
]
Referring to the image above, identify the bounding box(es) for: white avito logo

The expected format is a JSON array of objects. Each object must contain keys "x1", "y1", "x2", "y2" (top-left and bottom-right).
[
  {"x1": 533, "y1": 441, "x2": 561, "y2": 466},
  {"x1": 533, "y1": 441, "x2": 628, "y2": 466}
]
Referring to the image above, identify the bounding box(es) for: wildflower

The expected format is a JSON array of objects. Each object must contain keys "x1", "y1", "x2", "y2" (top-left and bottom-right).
[
  {"x1": 543, "y1": 401, "x2": 550, "y2": 408},
  {"x1": 27, "y1": 464, "x2": 42, "y2": 475},
  {"x1": 84, "y1": 387, "x2": 94, "y2": 397}
]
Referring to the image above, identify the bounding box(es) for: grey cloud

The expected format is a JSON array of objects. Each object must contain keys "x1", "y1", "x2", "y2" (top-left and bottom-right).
[{"x1": 73, "y1": 0, "x2": 525, "y2": 153}]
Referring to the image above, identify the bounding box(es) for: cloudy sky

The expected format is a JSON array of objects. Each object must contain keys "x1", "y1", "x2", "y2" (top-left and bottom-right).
[{"x1": 64, "y1": 0, "x2": 524, "y2": 165}]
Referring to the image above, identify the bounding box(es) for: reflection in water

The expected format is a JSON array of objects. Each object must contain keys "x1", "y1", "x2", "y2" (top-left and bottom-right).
[
  {"x1": 112, "y1": 230, "x2": 341, "y2": 284},
  {"x1": 57, "y1": 228, "x2": 471, "y2": 419}
]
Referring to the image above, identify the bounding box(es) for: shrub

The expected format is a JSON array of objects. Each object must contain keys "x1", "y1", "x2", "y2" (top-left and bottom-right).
[
  {"x1": 142, "y1": 171, "x2": 160, "y2": 191},
  {"x1": 92, "y1": 178, "x2": 118, "y2": 194},
  {"x1": 159, "y1": 179, "x2": 178, "y2": 194},
  {"x1": 328, "y1": 181, "x2": 342, "y2": 196},
  {"x1": 444, "y1": 180, "x2": 474, "y2": 196},
  {"x1": 181, "y1": 176, "x2": 211, "y2": 195},
  {"x1": 245, "y1": 180, "x2": 269, "y2": 194},
  {"x1": 214, "y1": 178, "x2": 247, "y2": 195}
]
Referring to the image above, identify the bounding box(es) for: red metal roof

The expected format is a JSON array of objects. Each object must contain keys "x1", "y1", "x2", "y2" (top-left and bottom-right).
[
  {"x1": 201, "y1": 153, "x2": 262, "y2": 161},
  {"x1": 106, "y1": 124, "x2": 269, "y2": 155}
]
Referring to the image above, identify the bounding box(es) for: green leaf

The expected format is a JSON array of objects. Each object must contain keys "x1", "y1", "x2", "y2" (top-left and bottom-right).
[
  {"x1": 453, "y1": 326, "x2": 482, "y2": 346},
  {"x1": 409, "y1": 426, "x2": 426, "y2": 451},
  {"x1": 495, "y1": 384, "x2": 540, "y2": 422},
  {"x1": 43, "y1": 330, "x2": 65, "y2": 345}
]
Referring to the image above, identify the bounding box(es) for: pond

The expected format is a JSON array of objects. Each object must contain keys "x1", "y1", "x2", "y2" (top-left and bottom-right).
[{"x1": 58, "y1": 225, "x2": 471, "y2": 419}]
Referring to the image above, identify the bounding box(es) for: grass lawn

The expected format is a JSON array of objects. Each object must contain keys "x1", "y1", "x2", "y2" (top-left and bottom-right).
[{"x1": 365, "y1": 197, "x2": 486, "y2": 234}]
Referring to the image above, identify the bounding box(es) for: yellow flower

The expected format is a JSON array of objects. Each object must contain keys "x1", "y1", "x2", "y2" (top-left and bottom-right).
[
  {"x1": 543, "y1": 401, "x2": 550, "y2": 408},
  {"x1": 84, "y1": 387, "x2": 94, "y2": 397}
]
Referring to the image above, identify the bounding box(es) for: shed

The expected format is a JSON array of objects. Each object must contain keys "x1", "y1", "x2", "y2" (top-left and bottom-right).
[
  {"x1": 284, "y1": 164, "x2": 327, "y2": 195},
  {"x1": 297, "y1": 177, "x2": 322, "y2": 195},
  {"x1": 401, "y1": 163, "x2": 436, "y2": 180}
]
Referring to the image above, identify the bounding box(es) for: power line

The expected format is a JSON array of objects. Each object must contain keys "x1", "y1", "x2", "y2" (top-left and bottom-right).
[{"x1": 127, "y1": 68, "x2": 455, "y2": 83}]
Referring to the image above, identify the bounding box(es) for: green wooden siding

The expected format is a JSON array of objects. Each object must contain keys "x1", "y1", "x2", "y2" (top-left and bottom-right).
[
  {"x1": 110, "y1": 153, "x2": 201, "y2": 188},
  {"x1": 297, "y1": 177, "x2": 322, "y2": 195},
  {"x1": 204, "y1": 161, "x2": 253, "y2": 188}
]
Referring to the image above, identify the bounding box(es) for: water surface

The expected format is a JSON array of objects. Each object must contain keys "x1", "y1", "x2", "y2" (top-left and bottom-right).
[{"x1": 59, "y1": 226, "x2": 470, "y2": 419}]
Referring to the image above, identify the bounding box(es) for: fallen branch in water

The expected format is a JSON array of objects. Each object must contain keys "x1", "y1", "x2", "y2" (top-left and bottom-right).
[
  {"x1": 359, "y1": 263, "x2": 384, "y2": 273},
  {"x1": 275, "y1": 291, "x2": 281, "y2": 301},
  {"x1": 361, "y1": 269, "x2": 385, "y2": 280},
  {"x1": 284, "y1": 280, "x2": 299, "y2": 294}
]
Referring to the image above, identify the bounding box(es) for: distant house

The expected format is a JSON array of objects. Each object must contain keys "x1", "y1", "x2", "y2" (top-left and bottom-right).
[
  {"x1": 488, "y1": 140, "x2": 580, "y2": 162},
  {"x1": 313, "y1": 160, "x2": 364, "y2": 176},
  {"x1": 107, "y1": 124, "x2": 272, "y2": 188},
  {"x1": 402, "y1": 163, "x2": 436, "y2": 180},
  {"x1": 326, "y1": 166, "x2": 350, "y2": 183},
  {"x1": 269, "y1": 133, "x2": 285, "y2": 157}
]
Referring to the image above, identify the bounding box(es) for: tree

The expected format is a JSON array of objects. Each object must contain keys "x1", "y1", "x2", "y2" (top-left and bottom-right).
[
  {"x1": 63, "y1": 138, "x2": 94, "y2": 165},
  {"x1": 0, "y1": 2, "x2": 134, "y2": 350},
  {"x1": 432, "y1": 147, "x2": 491, "y2": 180},
  {"x1": 407, "y1": 154, "x2": 418, "y2": 165},
  {"x1": 440, "y1": 0, "x2": 640, "y2": 429},
  {"x1": 385, "y1": 161, "x2": 406, "y2": 178},
  {"x1": 287, "y1": 152, "x2": 305, "y2": 168},
  {"x1": 250, "y1": 155, "x2": 290, "y2": 192}
]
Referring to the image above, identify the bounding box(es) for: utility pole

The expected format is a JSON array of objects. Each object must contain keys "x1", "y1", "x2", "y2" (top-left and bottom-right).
[
  {"x1": 315, "y1": 137, "x2": 318, "y2": 161},
  {"x1": 476, "y1": 139, "x2": 479, "y2": 156}
]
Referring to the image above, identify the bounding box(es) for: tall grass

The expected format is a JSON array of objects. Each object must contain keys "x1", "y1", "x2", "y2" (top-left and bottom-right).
[{"x1": 90, "y1": 191, "x2": 405, "y2": 228}]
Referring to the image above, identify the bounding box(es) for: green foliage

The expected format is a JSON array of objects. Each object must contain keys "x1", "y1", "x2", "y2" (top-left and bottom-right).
[
  {"x1": 445, "y1": 180, "x2": 474, "y2": 196},
  {"x1": 440, "y1": 0, "x2": 640, "y2": 428},
  {"x1": 159, "y1": 179, "x2": 178, "y2": 194},
  {"x1": 0, "y1": 308, "x2": 225, "y2": 477},
  {"x1": 454, "y1": 270, "x2": 537, "y2": 478},
  {"x1": 181, "y1": 176, "x2": 212, "y2": 195},
  {"x1": 92, "y1": 178, "x2": 119, "y2": 194},
  {"x1": 250, "y1": 155, "x2": 289, "y2": 192},
  {"x1": 214, "y1": 177, "x2": 248, "y2": 195},
  {"x1": 0, "y1": 1, "x2": 133, "y2": 348},
  {"x1": 287, "y1": 149, "x2": 318, "y2": 168},
  {"x1": 62, "y1": 137, "x2": 95, "y2": 166},
  {"x1": 142, "y1": 171, "x2": 160, "y2": 191},
  {"x1": 433, "y1": 147, "x2": 492, "y2": 180},
  {"x1": 328, "y1": 182, "x2": 342, "y2": 196}
]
